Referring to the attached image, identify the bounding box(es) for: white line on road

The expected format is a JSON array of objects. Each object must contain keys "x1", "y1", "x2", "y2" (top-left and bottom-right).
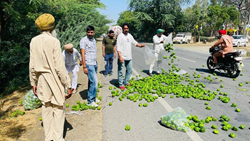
[
  {"x1": 158, "y1": 98, "x2": 204, "y2": 141},
  {"x1": 176, "y1": 56, "x2": 196, "y2": 63},
  {"x1": 132, "y1": 67, "x2": 204, "y2": 141}
]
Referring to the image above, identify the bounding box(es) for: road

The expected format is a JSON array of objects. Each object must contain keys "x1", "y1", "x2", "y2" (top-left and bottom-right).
[{"x1": 101, "y1": 44, "x2": 250, "y2": 141}]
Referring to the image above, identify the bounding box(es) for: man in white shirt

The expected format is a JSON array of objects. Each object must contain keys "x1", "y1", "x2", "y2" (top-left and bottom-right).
[
  {"x1": 117, "y1": 23, "x2": 145, "y2": 90},
  {"x1": 149, "y1": 29, "x2": 168, "y2": 76},
  {"x1": 62, "y1": 43, "x2": 82, "y2": 93}
]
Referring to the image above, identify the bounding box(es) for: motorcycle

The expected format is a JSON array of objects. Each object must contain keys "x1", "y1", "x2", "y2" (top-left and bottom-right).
[{"x1": 207, "y1": 46, "x2": 244, "y2": 78}]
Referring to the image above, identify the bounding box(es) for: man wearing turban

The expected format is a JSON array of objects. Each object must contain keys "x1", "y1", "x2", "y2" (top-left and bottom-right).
[
  {"x1": 62, "y1": 43, "x2": 82, "y2": 94},
  {"x1": 149, "y1": 29, "x2": 169, "y2": 76},
  {"x1": 29, "y1": 13, "x2": 72, "y2": 141},
  {"x1": 210, "y1": 30, "x2": 234, "y2": 68}
]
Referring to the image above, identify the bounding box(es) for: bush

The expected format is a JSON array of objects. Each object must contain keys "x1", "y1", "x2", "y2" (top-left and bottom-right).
[{"x1": 0, "y1": 42, "x2": 30, "y2": 96}]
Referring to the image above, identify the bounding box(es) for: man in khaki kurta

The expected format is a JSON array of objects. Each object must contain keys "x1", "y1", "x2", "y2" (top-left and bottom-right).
[{"x1": 29, "y1": 13, "x2": 72, "y2": 141}]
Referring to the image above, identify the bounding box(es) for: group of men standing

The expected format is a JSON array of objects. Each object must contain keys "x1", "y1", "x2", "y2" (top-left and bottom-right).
[{"x1": 29, "y1": 13, "x2": 168, "y2": 141}]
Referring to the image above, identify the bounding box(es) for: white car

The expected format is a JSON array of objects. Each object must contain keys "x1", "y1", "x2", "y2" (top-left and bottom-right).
[{"x1": 232, "y1": 35, "x2": 248, "y2": 47}]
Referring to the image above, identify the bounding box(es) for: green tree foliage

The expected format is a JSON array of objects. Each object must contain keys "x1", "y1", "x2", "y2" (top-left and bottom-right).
[
  {"x1": 117, "y1": 11, "x2": 142, "y2": 39},
  {"x1": 207, "y1": 5, "x2": 239, "y2": 31},
  {"x1": 120, "y1": 0, "x2": 190, "y2": 41},
  {"x1": 0, "y1": 0, "x2": 111, "y2": 95}
]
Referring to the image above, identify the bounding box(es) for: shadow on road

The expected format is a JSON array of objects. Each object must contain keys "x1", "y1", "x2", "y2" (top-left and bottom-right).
[
  {"x1": 195, "y1": 68, "x2": 228, "y2": 77},
  {"x1": 79, "y1": 89, "x2": 88, "y2": 100},
  {"x1": 99, "y1": 70, "x2": 106, "y2": 75},
  {"x1": 109, "y1": 79, "x2": 119, "y2": 87},
  {"x1": 63, "y1": 118, "x2": 73, "y2": 138}
]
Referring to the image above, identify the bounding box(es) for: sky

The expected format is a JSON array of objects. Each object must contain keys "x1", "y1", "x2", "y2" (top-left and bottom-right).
[{"x1": 99, "y1": 0, "x2": 195, "y2": 26}]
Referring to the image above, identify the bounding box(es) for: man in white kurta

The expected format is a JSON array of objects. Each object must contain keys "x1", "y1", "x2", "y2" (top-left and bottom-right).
[
  {"x1": 62, "y1": 43, "x2": 82, "y2": 93},
  {"x1": 29, "y1": 13, "x2": 72, "y2": 141},
  {"x1": 149, "y1": 29, "x2": 168, "y2": 76},
  {"x1": 117, "y1": 23, "x2": 145, "y2": 90}
]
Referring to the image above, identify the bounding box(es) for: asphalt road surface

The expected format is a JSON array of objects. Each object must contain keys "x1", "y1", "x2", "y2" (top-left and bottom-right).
[{"x1": 101, "y1": 43, "x2": 250, "y2": 141}]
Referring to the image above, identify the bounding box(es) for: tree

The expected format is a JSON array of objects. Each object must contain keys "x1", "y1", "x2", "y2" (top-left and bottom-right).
[
  {"x1": 0, "y1": 0, "x2": 111, "y2": 95},
  {"x1": 219, "y1": 0, "x2": 250, "y2": 34},
  {"x1": 207, "y1": 4, "x2": 239, "y2": 36},
  {"x1": 124, "y1": 0, "x2": 190, "y2": 41},
  {"x1": 117, "y1": 11, "x2": 142, "y2": 39}
]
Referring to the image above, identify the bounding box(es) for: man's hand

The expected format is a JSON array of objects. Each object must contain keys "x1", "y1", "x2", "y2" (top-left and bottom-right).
[
  {"x1": 102, "y1": 52, "x2": 105, "y2": 58},
  {"x1": 114, "y1": 53, "x2": 116, "y2": 59},
  {"x1": 83, "y1": 67, "x2": 88, "y2": 74},
  {"x1": 79, "y1": 61, "x2": 83, "y2": 66},
  {"x1": 65, "y1": 88, "x2": 72, "y2": 99},
  {"x1": 119, "y1": 57, "x2": 124, "y2": 64},
  {"x1": 141, "y1": 43, "x2": 146, "y2": 47},
  {"x1": 32, "y1": 86, "x2": 37, "y2": 97},
  {"x1": 160, "y1": 41, "x2": 164, "y2": 43}
]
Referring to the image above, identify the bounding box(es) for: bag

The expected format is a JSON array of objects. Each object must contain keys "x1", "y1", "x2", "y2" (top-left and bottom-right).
[
  {"x1": 161, "y1": 107, "x2": 191, "y2": 132},
  {"x1": 23, "y1": 90, "x2": 42, "y2": 110},
  {"x1": 144, "y1": 45, "x2": 157, "y2": 65},
  {"x1": 164, "y1": 33, "x2": 173, "y2": 45}
]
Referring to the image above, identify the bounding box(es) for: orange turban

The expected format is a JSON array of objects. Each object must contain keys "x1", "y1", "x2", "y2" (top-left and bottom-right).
[{"x1": 35, "y1": 13, "x2": 55, "y2": 31}]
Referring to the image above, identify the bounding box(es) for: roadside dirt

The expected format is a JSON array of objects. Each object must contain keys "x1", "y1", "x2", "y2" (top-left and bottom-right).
[{"x1": 0, "y1": 40, "x2": 104, "y2": 141}]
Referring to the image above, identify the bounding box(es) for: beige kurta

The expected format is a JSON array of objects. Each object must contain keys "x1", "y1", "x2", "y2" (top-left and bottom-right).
[{"x1": 29, "y1": 32, "x2": 71, "y2": 106}]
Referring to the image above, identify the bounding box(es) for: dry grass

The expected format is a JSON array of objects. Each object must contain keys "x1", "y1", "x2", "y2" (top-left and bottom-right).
[{"x1": 0, "y1": 90, "x2": 41, "y2": 141}]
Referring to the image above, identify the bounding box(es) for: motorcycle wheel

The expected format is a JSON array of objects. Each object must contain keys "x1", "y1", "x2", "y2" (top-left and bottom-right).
[
  {"x1": 227, "y1": 62, "x2": 240, "y2": 78},
  {"x1": 207, "y1": 56, "x2": 215, "y2": 72}
]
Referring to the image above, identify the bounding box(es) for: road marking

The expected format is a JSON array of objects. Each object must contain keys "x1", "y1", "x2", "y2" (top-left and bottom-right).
[
  {"x1": 131, "y1": 67, "x2": 204, "y2": 141},
  {"x1": 158, "y1": 98, "x2": 204, "y2": 141},
  {"x1": 176, "y1": 56, "x2": 196, "y2": 63}
]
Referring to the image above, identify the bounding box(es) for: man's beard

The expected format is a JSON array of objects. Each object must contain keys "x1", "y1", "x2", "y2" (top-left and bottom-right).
[{"x1": 51, "y1": 29, "x2": 57, "y2": 38}]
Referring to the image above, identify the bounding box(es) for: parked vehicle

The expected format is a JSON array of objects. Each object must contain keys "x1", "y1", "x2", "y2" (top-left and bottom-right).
[
  {"x1": 207, "y1": 46, "x2": 244, "y2": 78},
  {"x1": 232, "y1": 35, "x2": 248, "y2": 47},
  {"x1": 173, "y1": 32, "x2": 192, "y2": 44}
]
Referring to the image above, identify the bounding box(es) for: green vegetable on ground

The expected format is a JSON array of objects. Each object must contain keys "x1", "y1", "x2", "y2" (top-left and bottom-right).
[
  {"x1": 65, "y1": 103, "x2": 69, "y2": 108},
  {"x1": 206, "y1": 106, "x2": 211, "y2": 110},
  {"x1": 239, "y1": 125, "x2": 245, "y2": 129},
  {"x1": 213, "y1": 129, "x2": 219, "y2": 134},
  {"x1": 232, "y1": 126, "x2": 238, "y2": 131},
  {"x1": 39, "y1": 117, "x2": 43, "y2": 121},
  {"x1": 211, "y1": 125, "x2": 217, "y2": 129},
  {"x1": 143, "y1": 103, "x2": 148, "y2": 107},
  {"x1": 231, "y1": 103, "x2": 237, "y2": 107},
  {"x1": 125, "y1": 125, "x2": 130, "y2": 131},
  {"x1": 229, "y1": 133, "x2": 236, "y2": 138},
  {"x1": 235, "y1": 108, "x2": 240, "y2": 112},
  {"x1": 109, "y1": 102, "x2": 112, "y2": 106}
]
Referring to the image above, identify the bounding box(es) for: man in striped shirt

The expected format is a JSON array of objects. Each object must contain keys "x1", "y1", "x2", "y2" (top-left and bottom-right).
[{"x1": 80, "y1": 25, "x2": 99, "y2": 107}]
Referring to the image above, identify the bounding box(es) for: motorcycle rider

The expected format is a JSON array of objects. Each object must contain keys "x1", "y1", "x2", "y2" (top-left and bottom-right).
[{"x1": 210, "y1": 30, "x2": 234, "y2": 68}]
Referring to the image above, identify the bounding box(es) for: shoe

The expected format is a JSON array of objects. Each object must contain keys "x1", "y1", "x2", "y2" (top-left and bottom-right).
[
  {"x1": 149, "y1": 73, "x2": 153, "y2": 76},
  {"x1": 72, "y1": 89, "x2": 77, "y2": 94},
  {"x1": 156, "y1": 72, "x2": 161, "y2": 75},
  {"x1": 88, "y1": 102, "x2": 98, "y2": 107},
  {"x1": 120, "y1": 86, "x2": 126, "y2": 90},
  {"x1": 96, "y1": 98, "x2": 100, "y2": 103}
]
